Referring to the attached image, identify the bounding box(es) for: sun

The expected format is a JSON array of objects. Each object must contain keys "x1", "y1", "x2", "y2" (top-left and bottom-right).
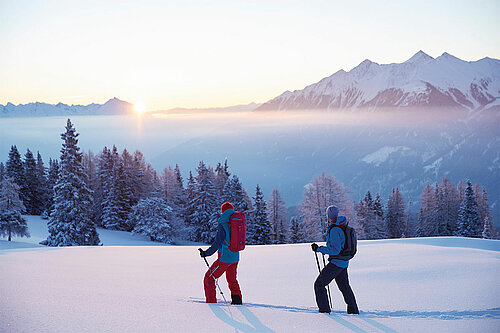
[{"x1": 134, "y1": 103, "x2": 146, "y2": 115}]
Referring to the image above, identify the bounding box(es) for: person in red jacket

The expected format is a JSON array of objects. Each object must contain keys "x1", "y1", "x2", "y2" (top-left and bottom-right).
[{"x1": 199, "y1": 202, "x2": 242, "y2": 304}]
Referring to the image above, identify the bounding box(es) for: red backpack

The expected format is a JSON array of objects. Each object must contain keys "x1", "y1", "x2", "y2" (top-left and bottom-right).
[{"x1": 228, "y1": 212, "x2": 247, "y2": 252}]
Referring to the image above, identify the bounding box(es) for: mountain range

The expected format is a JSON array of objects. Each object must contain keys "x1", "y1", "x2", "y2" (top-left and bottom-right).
[
  {"x1": 256, "y1": 51, "x2": 500, "y2": 112},
  {"x1": 0, "y1": 97, "x2": 135, "y2": 117}
]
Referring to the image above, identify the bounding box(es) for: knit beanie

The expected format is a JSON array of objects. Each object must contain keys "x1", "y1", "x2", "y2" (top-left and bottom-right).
[
  {"x1": 221, "y1": 202, "x2": 234, "y2": 214},
  {"x1": 326, "y1": 205, "x2": 339, "y2": 221}
]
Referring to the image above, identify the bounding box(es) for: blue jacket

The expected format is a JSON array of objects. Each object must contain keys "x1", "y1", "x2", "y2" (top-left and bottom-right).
[
  {"x1": 204, "y1": 209, "x2": 239, "y2": 263},
  {"x1": 318, "y1": 216, "x2": 349, "y2": 268}
]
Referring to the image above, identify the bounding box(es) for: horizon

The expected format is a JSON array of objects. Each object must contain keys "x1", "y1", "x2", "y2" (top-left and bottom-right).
[{"x1": 1, "y1": 0, "x2": 499, "y2": 110}]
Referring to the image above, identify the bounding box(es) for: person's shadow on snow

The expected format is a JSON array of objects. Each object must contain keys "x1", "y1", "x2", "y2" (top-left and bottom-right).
[{"x1": 209, "y1": 304, "x2": 274, "y2": 333}]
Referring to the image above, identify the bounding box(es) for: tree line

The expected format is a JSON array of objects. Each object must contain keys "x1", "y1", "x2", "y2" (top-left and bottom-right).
[{"x1": 0, "y1": 119, "x2": 497, "y2": 245}]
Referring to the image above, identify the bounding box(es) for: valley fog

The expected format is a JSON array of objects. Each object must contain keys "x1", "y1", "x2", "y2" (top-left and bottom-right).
[{"x1": 0, "y1": 108, "x2": 498, "y2": 225}]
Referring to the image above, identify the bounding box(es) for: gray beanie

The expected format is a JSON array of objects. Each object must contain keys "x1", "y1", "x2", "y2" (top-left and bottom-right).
[{"x1": 326, "y1": 205, "x2": 339, "y2": 221}]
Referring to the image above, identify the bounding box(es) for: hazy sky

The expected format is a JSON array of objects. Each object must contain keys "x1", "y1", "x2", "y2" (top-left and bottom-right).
[{"x1": 1, "y1": 0, "x2": 499, "y2": 110}]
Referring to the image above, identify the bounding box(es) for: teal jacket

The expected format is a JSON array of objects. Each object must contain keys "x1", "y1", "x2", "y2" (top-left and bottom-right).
[
  {"x1": 318, "y1": 216, "x2": 349, "y2": 269},
  {"x1": 204, "y1": 209, "x2": 239, "y2": 263}
]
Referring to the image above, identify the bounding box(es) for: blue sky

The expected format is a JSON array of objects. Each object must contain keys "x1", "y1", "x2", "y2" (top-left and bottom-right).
[{"x1": 0, "y1": 0, "x2": 498, "y2": 110}]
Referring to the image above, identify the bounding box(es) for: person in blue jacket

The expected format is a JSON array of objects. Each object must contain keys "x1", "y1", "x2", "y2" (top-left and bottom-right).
[
  {"x1": 199, "y1": 202, "x2": 242, "y2": 304},
  {"x1": 311, "y1": 205, "x2": 359, "y2": 314}
]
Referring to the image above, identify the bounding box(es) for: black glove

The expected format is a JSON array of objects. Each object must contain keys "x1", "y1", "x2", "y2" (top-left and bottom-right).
[
  {"x1": 198, "y1": 248, "x2": 206, "y2": 258},
  {"x1": 311, "y1": 243, "x2": 319, "y2": 252}
]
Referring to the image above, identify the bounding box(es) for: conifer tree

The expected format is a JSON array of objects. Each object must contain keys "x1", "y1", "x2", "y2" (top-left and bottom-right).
[
  {"x1": 45, "y1": 158, "x2": 59, "y2": 218},
  {"x1": 473, "y1": 185, "x2": 494, "y2": 237},
  {"x1": 267, "y1": 188, "x2": 288, "y2": 243},
  {"x1": 222, "y1": 175, "x2": 252, "y2": 212},
  {"x1": 188, "y1": 161, "x2": 218, "y2": 243},
  {"x1": 44, "y1": 119, "x2": 100, "y2": 246},
  {"x1": 130, "y1": 197, "x2": 174, "y2": 243},
  {"x1": 248, "y1": 184, "x2": 273, "y2": 245},
  {"x1": 386, "y1": 188, "x2": 406, "y2": 238},
  {"x1": 6, "y1": 145, "x2": 25, "y2": 204},
  {"x1": 215, "y1": 159, "x2": 230, "y2": 197},
  {"x1": 22, "y1": 149, "x2": 38, "y2": 214},
  {"x1": 482, "y1": 216, "x2": 493, "y2": 239},
  {"x1": 456, "y1": 181, "x2": 482, "y2": 238},
  {"x1": 0, "y1": 177, "x2": 29, "y2": 241},
  {"x1": 289, "y1": 216, "x2": 306, "y2": 243},
  {"x1": 35, "y1": 151, "x2": 49, "y2": 215},
  {"x1": 373, "y1": 193, "x2": 387, "y2": 239},
  {"x1": 100, "y1": 146, "x2": 121, "y2": 229},
  {"x1": 0, "y1": 162, "x2": 5, "y2": 182}
]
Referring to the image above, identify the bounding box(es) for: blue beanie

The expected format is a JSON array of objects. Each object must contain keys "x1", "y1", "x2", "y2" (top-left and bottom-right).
[{"x1": 326, "y1": 205, "x2": 339, "y2": 221}]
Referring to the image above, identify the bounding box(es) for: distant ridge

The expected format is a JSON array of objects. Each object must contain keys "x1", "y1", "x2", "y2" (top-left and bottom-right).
[
  {"x1": 0, "y1": 97, "x2": 135, "y2": 117},
  {"x1": 256, "y1": 51, "x2": 500, "y2": 112}
]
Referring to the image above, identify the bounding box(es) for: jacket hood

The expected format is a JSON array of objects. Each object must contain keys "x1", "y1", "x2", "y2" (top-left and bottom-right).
[
  {"x1": 329, "y1": 216, "x2": 347, "y2": 227},
  {"x1": 218, "y1": 208, "x2": 235, "y2": 226}
]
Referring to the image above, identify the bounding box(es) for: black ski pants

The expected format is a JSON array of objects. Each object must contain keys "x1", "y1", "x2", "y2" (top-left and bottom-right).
[{"x1": 314, "y1": 262, "x2": 359, "y2": 313}]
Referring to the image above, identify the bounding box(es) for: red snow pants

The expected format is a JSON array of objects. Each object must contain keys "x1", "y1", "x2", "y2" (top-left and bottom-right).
[{"x1": 204, "y1": 255, "x2": 242, "y2": 303}]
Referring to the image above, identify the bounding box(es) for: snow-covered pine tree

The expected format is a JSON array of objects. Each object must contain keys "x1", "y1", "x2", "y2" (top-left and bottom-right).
[
  {"x1": 372, "y1": 193, "x2": 387, "y2": 239},
  {"x1": 289, "y1": 216, "x2": 306, "y2": 243},
  {"x1": 248, "y1": 184, "x2": 273, "y2": 245},
  {"x1": 299, "y1": 173, "x2": 351, "y2": 241},
  {"x1": 473, "y1": 185, "x2": 495, "y2": 237},
  {"x1": 85, "y1": 150, "x2": 103, "y2": 224},
  {"x1": 132, "y1": 150, "x2": 147, "y2": 199},
  {"x1": 361, "y1": 191, "x2": 377, "y2": 239},
  {"x1": 215, "y1": 159, "x2": 230, "y2": 198},
  {"x1": 184, "y1": 171, "x2": 196, "y2": 239},
  {"x1": 482, "y1": 216, "x2": 493, "y2": 239},
  {"x1": 130, "y1": 197, "x2": 174, "y2": 243},
  {"x1": 456, "y1": 181, "x2": 482, "y2": 238},
  {"x1": 35, "y1": 151, "x2": 49, "y2": 215},
  {"x1": 222, "y1": 175, "x2": 252, "y2": 212},
  {"x1": 100, "y1": 146, "x2": 121, "y2": 229},
  {"x1": 189, "y1": 161, "x2": 218, "y2": 243},
  {"x1": 0, "y1": 162, "x2": 5, "y2": 182},
  {"x1": 267, "y1": 188, "x2": 287, "y2": 243},
  {"x1": 6, "y1": 145, "x2": 26, "y2": 206},
  {"x1": 160, "y1": 165, "x2": 186, "y2": 236},
  {"x1": 386, "y1": 188, "x2": 406, "y2": 239},
  {"x1": 22, "y1": 148, "x2": 38, "y2": 214},
  {"x1": 44, "y1": 119, "x2": 100, "y2": 246},
  {"x1": 0, "y1": 177, "x2": 29, "y2": 241},
  {"x1": 418, "y1": 183, "x2": 437, "y2": 237},
  {"x1": 352, "y1": 201, "x2": 367, "y2": 240},
  {"x1": 45, "y1": 158, "x2": 59, "y2": 218}
]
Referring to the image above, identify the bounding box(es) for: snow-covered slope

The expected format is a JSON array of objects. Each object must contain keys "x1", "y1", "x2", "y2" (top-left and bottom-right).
[
  {"x1": 1, "y1": 216, "x2": 499, "y2": 332},
  {"x1": 256, "y1": 51, "x2": 500, "y2": 111},
  {"x1": 0, "y1": 97, "x2": 135, "y2": 117}
]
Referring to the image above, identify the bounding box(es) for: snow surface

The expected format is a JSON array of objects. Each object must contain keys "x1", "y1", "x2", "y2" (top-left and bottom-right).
[
  {"x1": 361, "y1": 146, "x2": 410, "y2": 167},
  {"x1": 1, "y1": 216, "x2": 499, "y2": 332}
]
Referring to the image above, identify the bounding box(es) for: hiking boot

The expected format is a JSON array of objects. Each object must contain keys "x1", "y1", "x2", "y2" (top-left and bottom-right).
[
  {"x1": 347, "y1": 306, "x2": 359, "y2": 314},
  {"x1": 231, "y1": 294, "x2": 242, "y2": 305},
  {"x1": 319, "y1": 309, "x2": 331, "y2": 314}
]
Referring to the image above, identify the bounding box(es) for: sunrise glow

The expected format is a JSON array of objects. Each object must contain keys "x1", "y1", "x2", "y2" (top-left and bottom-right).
[{"x1": 134, "y1": 103, "x2": 146, "y2": 115}]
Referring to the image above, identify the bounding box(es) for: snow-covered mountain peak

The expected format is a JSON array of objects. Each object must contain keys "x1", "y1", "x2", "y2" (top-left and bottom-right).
[
  {"x1": 256, "y1": 52, "x2": 500, "y2": 111},
  {"x1": 406, "y1": 50, "x2": 434, "y2": 63}
]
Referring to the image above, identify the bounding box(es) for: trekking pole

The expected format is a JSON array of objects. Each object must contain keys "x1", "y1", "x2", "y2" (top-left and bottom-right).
[
  {"x1": 199, "y1": 248, "x2": 228, "y2": 304},
  {"x1": 314, "y1": 251, "x2": 322, "y2": 274},
  {"x1": 321, "y1": 253, "x2": 333, "y2": 310}
]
